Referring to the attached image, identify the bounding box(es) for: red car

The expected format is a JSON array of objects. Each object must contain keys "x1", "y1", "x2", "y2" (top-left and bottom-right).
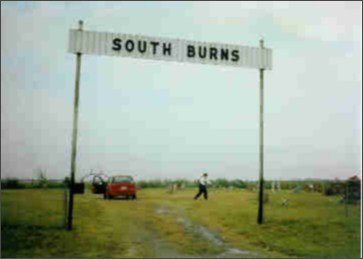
[{"x1": 104, "y1": 175, "x2": 137, "y2": 200}]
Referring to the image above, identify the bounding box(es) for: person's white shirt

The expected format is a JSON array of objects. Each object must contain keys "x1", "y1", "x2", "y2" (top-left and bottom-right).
[{"x1": 198, "y1": 174, "x2": 209, "y2": 186}]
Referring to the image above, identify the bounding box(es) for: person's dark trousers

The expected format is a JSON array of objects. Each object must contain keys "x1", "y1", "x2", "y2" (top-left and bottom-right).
[{"x1": 194, "y1": 184, "x2": 208, "y2": 200}]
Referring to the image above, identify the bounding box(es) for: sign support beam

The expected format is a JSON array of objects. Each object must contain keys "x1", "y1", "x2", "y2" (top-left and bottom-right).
[
  {"x1": 67, "y1": 20, "x2": 83, "y2": 231},
  {"x1": 257, "y1": 38, "x2": 265, "y2": 224}
]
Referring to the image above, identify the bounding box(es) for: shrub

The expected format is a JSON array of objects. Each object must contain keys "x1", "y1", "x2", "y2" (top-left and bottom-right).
[
  {"x1": 230, "y1": 179, "x2": 247, "y2": 189},
  {"x1": 323, "y1": 181, "x2": 345, "y2": 196},
  {"x1": 212, "y1": 178, "x2": 229, "y2": 188},
  {"x1": 137, "y1": 179, "x2": 167, "y2": 188},
  {"x1": 1, "y1": 178, "x2": 25, "y2": 189},
  {"x1": 344, "y1": 177, "x2": 361, "y2": 203}
]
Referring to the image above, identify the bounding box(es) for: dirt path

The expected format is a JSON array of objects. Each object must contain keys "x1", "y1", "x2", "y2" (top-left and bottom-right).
[
  {"x1": 81, "y1": 191, "x2": 263, "y2": 258},
  {"x1": 154, "y1": 205, "x2": 260, "y2": 258}
]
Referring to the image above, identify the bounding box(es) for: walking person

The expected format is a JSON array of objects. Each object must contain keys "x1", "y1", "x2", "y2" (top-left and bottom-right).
[{"x1": 194, "y1": 173, "x2": 209, "y2": 200}]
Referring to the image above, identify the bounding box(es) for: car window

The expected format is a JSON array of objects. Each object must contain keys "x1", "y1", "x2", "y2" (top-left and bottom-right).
[{"x1": 112, "y1": 176, "x2": 133, "y2": 183}]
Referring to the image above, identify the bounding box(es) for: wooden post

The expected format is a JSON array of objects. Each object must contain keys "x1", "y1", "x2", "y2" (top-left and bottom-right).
[
  {"x1": 257, "y1": 38, "x2": 264, "y2": 224},
  {"x1": 64, "y1": 180, "x2": 68, "y2": 228},
  {"x1": 67, "y1": 20, "x2": 83, "y2": 230},
  {"x1": 345, "y1": 183, "x2": 348, "y2": 217}
]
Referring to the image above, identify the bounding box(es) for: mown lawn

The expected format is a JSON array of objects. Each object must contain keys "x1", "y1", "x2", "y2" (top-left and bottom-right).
[
  {"x1": 1, "y1": 188, "x2": 361, "y2": 258},
  {"x1": 155, "y1": 188, "x2": 361, "y2": 257}
]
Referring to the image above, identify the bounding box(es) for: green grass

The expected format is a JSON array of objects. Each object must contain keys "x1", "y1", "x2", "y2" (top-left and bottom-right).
[
  {"x1": 167, "y1": 189, "x2": 361, "y2": 257},
  {"x1": 1, "y1": 188, "x2": 361, "y2": 258}
]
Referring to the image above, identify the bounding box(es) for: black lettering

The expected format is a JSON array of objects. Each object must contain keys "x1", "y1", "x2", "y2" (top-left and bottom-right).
[
  {"x1": 209, "y1": 47, "x2": 218, "y2": 60},
  {"x1": 112, "y1": 38, "x2": 122, "y2": 51},
  {"x1": 220, "y1": 48, "x2": 229, "y2": 61},
  {"x1": 163, "y1": 43, "x2": 172, "y2": 56},
  {"x1": 198, "y1": 46, "x2": 207, "y2": 58},
  {"x1": 150, "y1": 41, "x2": 159, "y2": 54},
  {"x1": 138, "y1": 41, "x2": 147, "y2": 53},
  {"x1": 187, "y1": 45, "x2": 195, "y2": 58},
  {"x1": 125, "y1": 40, "x2": 135, "y2": 52},
  {"x1": 231, "y1": 50, "x2": 239, "y2": 62}
]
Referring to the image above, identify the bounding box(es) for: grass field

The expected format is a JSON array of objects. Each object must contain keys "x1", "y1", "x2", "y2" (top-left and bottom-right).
[{"x1": 1, "y1": 188, "x2": 361, "y2": 258}]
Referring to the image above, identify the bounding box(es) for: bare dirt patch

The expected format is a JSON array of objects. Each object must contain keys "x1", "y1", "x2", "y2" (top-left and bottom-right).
[{"x1": 155, "y1": 205, "x2": 260, "y2": 258}]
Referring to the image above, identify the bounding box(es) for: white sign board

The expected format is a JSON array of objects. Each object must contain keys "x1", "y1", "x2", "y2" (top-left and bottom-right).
[{"x1": 68, "y1": 30, "x2": 272, "y2": 70}]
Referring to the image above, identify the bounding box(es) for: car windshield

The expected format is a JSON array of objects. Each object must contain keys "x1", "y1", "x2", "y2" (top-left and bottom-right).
[{"x1": 111, "y1": 176, "x2": 133, "y2": 183}]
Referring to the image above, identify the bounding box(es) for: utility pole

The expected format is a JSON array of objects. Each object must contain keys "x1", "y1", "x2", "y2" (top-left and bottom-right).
[
  {"x1": 257, "y1": 38, "x2": 264, "y2": 224},
  {"x1": 67, "y1": 20, "x2": 83, "y2": 230}
]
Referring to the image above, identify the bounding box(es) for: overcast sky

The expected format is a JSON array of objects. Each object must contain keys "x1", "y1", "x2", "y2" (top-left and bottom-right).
[{"x1": 1, "y1": 1, "x2": 362, "y2": 181}]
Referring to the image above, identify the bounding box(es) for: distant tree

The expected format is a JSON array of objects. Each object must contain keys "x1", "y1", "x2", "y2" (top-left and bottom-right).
[
  {"x1": 230, "y1": 179, "x2": 247, "y2": 189},
  {"x1": 35, "y1": 168, "x2": 48, "y2": 188},
  {"x1": 213, "y1": 178, "x2": 229, "y2": 188},
  {"x1": 1, "y1": 178, "x2": 25, "y2": 189}
]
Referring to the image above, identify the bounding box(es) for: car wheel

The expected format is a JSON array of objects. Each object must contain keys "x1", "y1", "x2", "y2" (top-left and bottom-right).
[
  {"x1": 132, "y1": 195, "x2": 137, "y2": 200},
  {"x1": 103, "y1": 193, "x2": 107, "y2": 199}
]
